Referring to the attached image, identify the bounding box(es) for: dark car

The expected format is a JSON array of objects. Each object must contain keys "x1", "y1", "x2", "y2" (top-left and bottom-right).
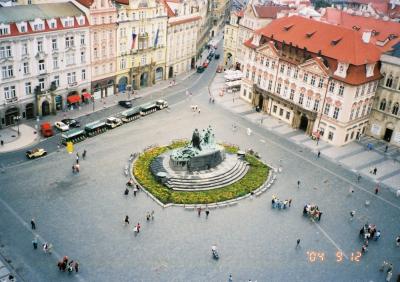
[
  {"x1": 118, "y1": 100, "x2": 133, "y2": 108},
  {"x1": 215, "y1": 54, "x2": 220, "y2": 59},
  {"x1": 197, "y1": 66, "x2": 205, "y2": 73},
  {"x1": 61, "y1": 118, "x2": 80, "y2": 128}
]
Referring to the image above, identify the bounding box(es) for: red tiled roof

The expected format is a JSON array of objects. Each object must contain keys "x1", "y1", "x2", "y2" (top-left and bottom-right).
[
  {"x1": 0, "y1": 17, "x2": 90, "y2": 39},
  {"x1": 170, "y1": 16, "x2": 201, "y2": 26},
  {"x1": 115, "y1": 0, "x2": 129, "y2": 5},
  {"x1": 235, "y1": 9, "x2": 244, "y2": 17},
  {"x1": 252, "y1": 4, "x2": 292, "y2": 19},
  {"x1": 322, "y1": 8, "x2": 400, "y2": 52},
  {"x1": 161, "y1": 0, "x2": 175, "y2": 17},
  {"x1": 76, "y1": 0, "x2": 93, "y2": 8},
  {"x1": 255, "y1": 15, "x2": 381, "y2": 65}
]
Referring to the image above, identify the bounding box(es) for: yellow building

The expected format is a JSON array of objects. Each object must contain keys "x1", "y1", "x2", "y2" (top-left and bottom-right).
[
  {"x1": 210, "y1": 0, "x2": 229, "y2": 37},
  {"x1": 115, "y1": 0, "x2": 168, "y2": 90},
  {"x1": 223, "y1": 10, "x2": 242, "y2": 69}
]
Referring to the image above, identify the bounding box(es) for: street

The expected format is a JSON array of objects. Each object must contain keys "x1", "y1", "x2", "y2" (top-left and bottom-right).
[{"x1": 0, "y1": 55, "x2": 399, "y2": 282}]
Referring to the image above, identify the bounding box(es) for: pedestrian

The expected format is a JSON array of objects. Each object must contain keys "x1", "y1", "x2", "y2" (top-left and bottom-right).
[
  {"x1": 151, "y1": 210, "x2": 154, "y2": 220},
  {"x1": 74, "y1": 261, "x2": 79, "y2": 273},
  {"x1": 357, "y1": 174, "x2": 361, "y2": 183},
  {"x1": 384, "y1": 145, "x2": 388, "y2": 153},
  {"x1": 197, "y1": 207, "x2": 201, "y2": 216},
  {"x1": 361, "y1": 244, "x2": 368, "y2": 254},
  {"x1": 205, "y1": 210, "x2": 210, "y2": 218},
  {"x1": 297, "y1": 180, "x2": 301, "y2": 188},
  {"x1": 373, "y1": 167, "x2": 377, "y2": 175},
  {"x1": 387, "y1": 263, "x2": 393, "y2": 273},
  {"x1": 72, "y1": 165, "x2": 75, "y2": 173},
  {"x1": 289, "y1": 199, "x2": 292, "y2": 207},
  {"x1": 386, "y1": 270, "x2": 392, "y2": 281},
  {"x1": 124, "y1": 187, "x2": 129, "y2": 195},
  {"x1": 76, "y1": 156, "x2": 79, "y2": 164},
  {"x1": 32, "y1": 236, "x2": 38, "y2": 249},
  {"x1": 350, "y1": 210, "x2": 355, "y2": 221},
  {"x1": 146, "y1": 212, "x2": 151, "y2": 221},
  {"x1": 124, "y1": 215, "x2": 129, "y2": 225},
  {"x1": 0, "y1": 140, "x2": 3, "y2": 146},
  {"x1": 318, "y1": 211, "x2": 322, "y2": 221},
  {"x1": 317, "y1": 151, "x2": 321, "y2": 158},
  {"x1": 82, "y1": 149, "x2": 87, "y2": 160},
  {"x1": 380, "y1": 260, "x2": 388, "y2": 272},
  {"x1": 136, "y1": 222, "x2": 141, "y2": 233},
  {"x1": 31, "y1": 218, "x2": 36, "y2": 230},
  {"x1": 348, "y1": 187, "x2": 354, "y2": 195},
  {"x1": 375, "y1": 185, "x2": 379, "y2": 194},
  {"x1": 198, "y1": 109, "x2": 201, "y2": 114},
  {"x1": 133, "y1": 187, "x2": 137, "y2": 197},
  {"x1": 395, "y1": 235, "x2": 400, "y2": 247},
  {"x1": 296, "y1": 238, "x2": 301, "y2": 248},
  {"x1": 228, "y1": 274, "x2": 233, "y2": 282}
]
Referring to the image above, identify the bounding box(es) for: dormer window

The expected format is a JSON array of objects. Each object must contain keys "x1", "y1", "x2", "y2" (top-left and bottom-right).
[
  {"x1": 33, "y1": 23, "x2": 44, "y2": 31},
  {"x1": 48, "y1": 19, "x2": 57, "y2": 29},
  {"x1": 331, "y1": 38, "x2": 342, "y2": 46},
  {"x1": 0, "y1": 26, "x2": 10, "y2": 35},
  {"x1": 79, "y1": 17, "x2": 85, "y2": 25},
  {"x1": 18, "y1": 22, "x2": 27, "y2": 33},
  {"x1": 21, "y1": 25, "x2": 26, "y2": 32},
  {"x1": 306, "y1": 31, "x2": 315, "y2": 38},
  {"x1": 63, "y1": 18, "x2": 74, "y2": 28},
  {"x1": 366, "y1": 63, "x2": 375, "y2": 78},
  {"x1": 334, "y1": 62, "x2": 349, "y2": 78}
]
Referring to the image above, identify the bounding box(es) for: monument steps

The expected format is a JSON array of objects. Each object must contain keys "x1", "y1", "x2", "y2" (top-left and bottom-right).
[{"x1": 165, "y1": 160, "x2": 249, "y2": 190}]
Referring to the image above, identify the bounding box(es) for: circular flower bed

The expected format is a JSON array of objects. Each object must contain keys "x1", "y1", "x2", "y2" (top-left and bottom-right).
[{"x1": 132, "y1": 140, "x2": 270, "y2": 205}]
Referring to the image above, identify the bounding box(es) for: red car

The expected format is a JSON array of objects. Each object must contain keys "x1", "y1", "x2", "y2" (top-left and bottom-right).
[{"x1": 203, "y1": 60, "x2": 209, "y2": 68}]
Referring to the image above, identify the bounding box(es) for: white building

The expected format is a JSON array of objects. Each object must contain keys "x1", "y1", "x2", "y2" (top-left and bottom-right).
[{"x1": 0, "y1": 3, "x2": 91, "y2": 126}]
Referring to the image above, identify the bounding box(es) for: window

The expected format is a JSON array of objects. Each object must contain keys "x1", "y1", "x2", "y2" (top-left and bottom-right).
[
  {"x1": 37, "y1": 40, "x2": 43, "y2": 52},
  {"x1": 379, "y1": 99, "x2": 386, "y2": 111},
  {"x1": 318, "y1": 78, "x2": 324, "y2": 88},
  {"x1": 306, "y1": 97, "x2": 311, "y2": 108},
  {"x1": 1, "y1": 65, "x2": 13, "y2": 78},
  {"x1": 65, "y1": 36, "x2": 74, "y2": 48},
  {"x1": 53, "y1": 57, "x2": 59, "y2": 69},
  {"x1": 328, "y1": 131, "x2": 334, "y2": 141},
  {"x1": 355, "y1": 87, "x2": 359, "y2": 98},
  {"x1": 287, "y1": 66, "x2": 291, "y2": 76},
  {"x1": 0, "y1": 46, "x2": 11, "y2": 58},
  {"x1": 276, "y1": 83, "x2": 281, "y2": 94},
  {"x1": 54, "y1": 75, "x2": 59, "y2": 87},
  {"x1": 367, "y1": 82, "x2": 372, "y2": 93},
  {"x1": 67, "y1": 72, "x2": 76, "y2": 84},
  {"x1": 303, "y1": 73, "x2": 308, "y2": 83},
  {"x1": 109, "y1": 63, "x2": 113, "y2": 72},
  {"x1": 333, "y1": 107, "x2": 340, "y2": 119},
  {"x1": 251, "y1": 72, "x2": 255, "y2": 82},
  {"x1": 286, "y1": 111, "x2": 290, "y2": 119},
  {"x1": 367, "y1": 104, "x2": 372, "y2": 114},
  {"x1": 94, "y1": 48, "x2": 98, "y2": 58},
  {"x1": 50, "y1": 21, "x2": 56, "y2": 29},
  {"x1": 293, "y1": 69, "x2": 298, "y2": 79},
  {"x1": 23, "y1": 62, "x2": 29, "y2": 74},
  {"x1": 273, "y1": 105, "x2": 277, "y2": 113},
  {"x1": 81, "y1": 69, "x2": 86, "y2": 80},
  {"x1": 328, "y1": 81, "x2": 335, "y2": 92},
  {"x1": 101, "y1": 46, "x2": 106, "y2": 57},
  {"x1": 80, "y1": 34, "x2": 85, "y2": 45},
  {"x1": 279, "y1": 108, "x2": 284, "y2": 116},
  {"x1": 265, "y1": 59, "x2": 269, "y2": 68},
  {"x1": 392, "y1": 103, "x2": 399, "y2": 115},
  {"x1": 141, "y1": 56, "x2": 146, "y2": 65},
  {"x1": 25, "y1": 82, "x2": 31, "y2": 95},
  {"x1": 361, "y1": 104, "x2": 367, "y2": 116},
  {"x1": 0, "y1": 27, "x2": 10, "y2": 35},
  {"x1": 33, "y1": 23, "x2": 44, "y2": 31},
  {"x1": 345, "y1": 134, "x2": 349, "y2": 142},
  {"x1": 350, "y1": 109, "x2": 354, "y2": 120},
  {"x1": 271, "y1": 61, "x2": 275, "y2": 69},
  {"x1": 38, "y1": 78, "x2": 45, "y2": 90},
  {"x1": 66, "y1": 54, "x2": 75, "y2": 65},
  {"x1": 52, "y1": 39, "x2": 57, "y2": 50},
  {"x1": 38, "y1": 60, "x2": 45, "y2": 71},
  {"x1": 350, "y1": 131, "x2": 354, "y2": 140},
  {"x1": 324, "y1": 104, "x2": 330, "y2": 115},
  {"x1": 386, "y1": 75, "x2": 393, "y2": 88},
  {"x1": 283, "y1": 86, "x2": 288, "y2": 97},
  {"x1": 280, "y1": 64, "x2": 285, "y2": 74},
  {"x1": 3, "y1": 86, "x2": 16, "y2": 99},
  {"x1": 245, "y1": 70, "x2": 249, "y2": 78},
  {"x1": 81, "y1": 52, "x2": 85, "y2": 63},
  {"x1": 355, "y1": 107, "x2": 360, "y2": 118},
  {"x1": 268, "y1": 80, "x2": 272, "y2": 91},
  {"x1": 299, "y1": 93, "x2": 304, "y2": 105},
  {"x1": 361, "y1": 85, "x2": 365, "y2": 96},
  {"x1": 290, "y1": 89, "x2": 295, "y2": 100},
  {"x1": 20, "y1": 25, "x2": 26, "y2": 33},
  {"x1": 338, "y1": 85, "x2": 344, "y2": 96},
  {"x1": 257, "y1": 75, "x2": 261, "y2": 85},
  {"x1": 22, "y1": 43, "x2": 28, "y2": 55},
  {"x1": 310, "y1": 75, "x2": 316, "y2": 86},
  {"x1": 313, "y1": 100, "x2": 319, "y2": 111}
]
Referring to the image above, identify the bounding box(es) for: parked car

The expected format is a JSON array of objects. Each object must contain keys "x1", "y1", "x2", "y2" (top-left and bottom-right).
[
  {"x1": 26, "y1": 148, "x2": 47, "y2": 159},
  {"x1": 54, "y1": 121, "x2": 69, "y2": 132},
  {"x1": 106, "y1": 117, "x2": 123, "y2": 129},
  {"x1": 156, "y1": 99, "x2": 168, "y2": 109},
  {"x1": 61, "y1": 118, "x2": 80, "y2": 128},
  {"x1": 118, "y1": 100, "x2": 133, "y2": 108},
  {"x1": 40, "y1": 122, "x2": 54, "y2": 137},
  {"x1": 203, "y1": 61, "x2": 209, "y2": 68},
  {"x1": 216, "y1": 65, "x2": 223, "y2": 73},
  {"x1": 215, "y1": 54, "x2": 220, "y2": 59},
  {"x1": 197, "y1": 66, "x2": 205, "y2": 73}
]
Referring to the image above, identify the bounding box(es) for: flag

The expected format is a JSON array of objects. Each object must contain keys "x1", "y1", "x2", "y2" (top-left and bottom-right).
[
  {"x1": 131, "y1": 33, "x2": 137, "y2": 49},
  {"x1": 154, "y1": 29, "x2": 159, "y2": 48}
]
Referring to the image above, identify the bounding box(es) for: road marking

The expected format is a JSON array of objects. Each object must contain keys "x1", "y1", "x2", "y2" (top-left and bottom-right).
[
  {"x1": 314, "y1": 223, "x2": 348, "y2": 260},
  {"x1": 260, "y1": 139, "x2": 266, "y2": 143},
  {"x1": 0, "y1": 197, "x2": 86, "y2": 282},
  {"x1": 237, "y1": 122, "x2": 400, "y2": 211}
]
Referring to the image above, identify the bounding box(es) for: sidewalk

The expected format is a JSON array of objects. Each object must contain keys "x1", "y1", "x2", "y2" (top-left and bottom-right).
[
  {"x1": 211, "y1": 73, "x2": 400, "y2": 194},
  {"x1": 0, "y1": 124, "x2": 39, "y2": 153}
]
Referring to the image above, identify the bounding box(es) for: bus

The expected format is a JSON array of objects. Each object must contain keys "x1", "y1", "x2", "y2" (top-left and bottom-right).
[
  {"x1": 61, "y1": 128, "x2": 86, "y2": 145},
  {"x1": 84, "y1": 120, "x2": 108, "y2": 137}
]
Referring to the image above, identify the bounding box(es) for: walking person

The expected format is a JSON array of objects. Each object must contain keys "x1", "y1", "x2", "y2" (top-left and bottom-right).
[
  {"x1": 197, "y1": 207, "x2": 202, "y2": 217},
  {"x1": 74, "y1": 261, "x2": 79, "y2": 273},
  {"x1": 350, "y1": 210, "x2": 355, "y2": 221},
  {"x1": 384, "y1": 145, "x2": 388, "y2": 153},
  {"x1": 82, "y1": 149, "x2": 87, "y2": 160},
  {"x1": 205, "y1": 209, "x2": 210, "y2": 218},
  {"x1": 151, "y1": 210, "x2": 154, "y2": 220},
  {"x1": 317, "y1": 151, "x2": 321, "y2": 158},
  {"x1": 296, "y1": 239, "x2": 301, "y2": 248},
  {"x1": 124, "y1": 187, "x2": 129, "y2": 196},
  {"x1": 136, "y1": 222, "x2": 141, "y2": 233},
  {"x1": 373, "y1": 167, "x2": 377, "y2": 175},
  {"x1": 386, "y1": 270, "x2": 393, "y2": 281},
  {"x1": 297, "y1": 180, "x2": 301, "y2": 189},
  {"x1": 31, "y1": 218, "x2": 36, "y2": 230},
  {"x1": 289, "y1": 199, "x2": 292, "y2": 207},
  {"x1": 375, "y1": 185, "x2": 379, "y2": 195},
  {"x1": 32, "y1": 236, "x2": 38, "y2": 249},
  {"x1": 124, "y1": 215, "x2": 130, "y2": 225},
  {"x1": 357, "y1": 173, "x2": 361, "y2": 183}
]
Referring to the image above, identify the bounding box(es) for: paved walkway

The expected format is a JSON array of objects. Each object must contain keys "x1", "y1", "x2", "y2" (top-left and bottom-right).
[
  {"x1": 0, "y1": 124, "x2": 39, "y2": 153},
  {"x1": 211, "y1": 73, "x2": 400, "y2": 194}
]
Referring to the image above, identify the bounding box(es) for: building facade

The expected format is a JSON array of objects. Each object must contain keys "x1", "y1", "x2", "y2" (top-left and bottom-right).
[
  {"x1": 0, "y1": 3, "x2": 90, "y2": 126},
  {"x1": 75, "y1": 0, "x2": 118, "y2": 99},
  {"x1": 368, "y1": 44, "x2": 400, "y2": 146},
  {"x1": 165, "y1": 0, "x2": 200, "y2": 78},
  {"x1": 223, "y1": 10, "x2": 242, "y2": 69},
  {"x1": 240, "y1": 16, "x2": 382, "y2": 146},
  {"x1": 115, "y1": 0, "x2": 167, "y2": 90}
]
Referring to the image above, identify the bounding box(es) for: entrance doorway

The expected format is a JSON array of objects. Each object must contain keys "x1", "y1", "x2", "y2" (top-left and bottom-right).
[
  {"x1": 258, "y1": 96, "x2": 264, "y2": 110},
  {"x1": 25, "y1": 103, "x2": 35, "y2": 119},
  {"x1": 299, "y1": 115, "x2": 308, "y2": 131},
  {"x1": 5, "y1": 107, "x2": 19, "y2": 126},
  {"x1": 140, "y1": 72, "x2": 148, "y2": 87},
  {"x1": 118, "y1": 76, "x2": 128, "y2": 92},
  {"x1": 168, "y1": 66, "x2": 173, "y2": 79},
  {"x1": 191, "y1": 58, "x2": 195, "y2": 69},
  {"x1": 42, "y1": 101, "x2": 50, "y2": 116},
  {"x1": 383, "y1": 128, "x2": 393, "y2": 142},
  {"x1": 155, "y1": 67, "x2": 163, "y2": 81}
]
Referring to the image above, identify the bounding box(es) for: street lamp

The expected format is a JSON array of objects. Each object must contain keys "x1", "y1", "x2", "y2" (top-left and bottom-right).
[
  {"x1": 92, "y1": 96, "x2": 95, "y2": 112},
  {"x1": 13, "y1": 115, "x2": 21, "y2": 136}
]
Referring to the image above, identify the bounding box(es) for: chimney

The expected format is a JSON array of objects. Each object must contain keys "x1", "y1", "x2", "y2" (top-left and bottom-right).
[{"x1": 362, "y1": 31, "x2": 372, "y2": 43}]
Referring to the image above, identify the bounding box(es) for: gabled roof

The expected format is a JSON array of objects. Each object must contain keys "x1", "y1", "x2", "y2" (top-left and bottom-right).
[
  {"x1": 255, "y1": 15, "x2": 382, "y2": 65},
  {"x1": 321, "y1": 8, "x2": 400, "y2": 52},
  {"x1": 252, "y1": 4, "x2": 292, "y2": 19},
  {"x1": 161, "y1": 0, "x2": 175, "y2": 17}
]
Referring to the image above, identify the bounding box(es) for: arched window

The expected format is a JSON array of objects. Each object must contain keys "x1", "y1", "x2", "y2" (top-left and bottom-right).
[
  {"x1": 386, "y1": 75, "x2": 393, "y2": 88},
  {"x1": 392, "y1": 103, "x2": 399, "y2": 115},
  {"x1": 394, "y1": 77, "x2": 399, "y2": 89},
  {"x1": 379, "y1": 99, "x2": 386, "y2": 111}
]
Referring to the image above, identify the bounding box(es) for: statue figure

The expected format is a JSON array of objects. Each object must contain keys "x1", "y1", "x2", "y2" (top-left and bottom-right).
[
  {"x1": 203, "y1": 129, "x2": 210, "y2": 144},
  {"x1": 191, "y1": 129, "x2": 202, "y2": 150}
]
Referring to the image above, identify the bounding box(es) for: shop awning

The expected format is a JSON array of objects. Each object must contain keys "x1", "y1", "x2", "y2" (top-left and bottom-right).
[
  {"x1": 82, "y1": 92, "x2": 92, "y2": 100},
  {"x1": 67, "y1": 95, "x2": 81, "y2": 104}
]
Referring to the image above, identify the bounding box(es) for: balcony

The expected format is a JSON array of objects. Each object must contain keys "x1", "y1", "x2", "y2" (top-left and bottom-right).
[
  {"x1": 68, "y1": 81, "x2": 77, "y2": 87},
  {"x1": 5, "y1": 96, "x2": 18, "y2": 104}
]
